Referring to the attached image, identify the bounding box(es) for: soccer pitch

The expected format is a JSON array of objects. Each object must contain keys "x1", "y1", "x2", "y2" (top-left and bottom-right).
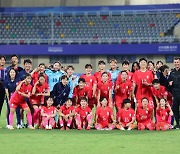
[{"x1": 0, "y1": 106, "x2": 180, "y2": 154}]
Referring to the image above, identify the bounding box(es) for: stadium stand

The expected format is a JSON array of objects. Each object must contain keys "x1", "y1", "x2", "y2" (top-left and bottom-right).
[{"x1": 0, "y1": 7, "x2": 180, "y2": 45}]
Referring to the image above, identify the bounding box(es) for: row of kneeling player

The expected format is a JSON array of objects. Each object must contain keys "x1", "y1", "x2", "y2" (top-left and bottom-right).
[{"x1": 9, "y1": 94, "x2": 173, "y2": 131}]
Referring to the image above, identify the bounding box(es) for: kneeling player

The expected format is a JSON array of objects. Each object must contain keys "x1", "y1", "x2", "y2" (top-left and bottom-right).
[
  {"x1": 156, "y1": 98, "x2": 173, "y2": 131},
  {"x1": 41, "y1": 96, "x2": 56, "y2": 130},
  {"x1": 116, "y1": 99, "x2": 135, "y2": 130},
  {"x1": 95, "y1": 97, "x2": 115, "y2": 130},
  {"x1": 59, "y1": 98, "x2": 75, "y2": 130},
  {"x1": 75, "y1": 97, "x2": 92, "y2": 130},
  {"x1": 9, "y1": 73, "x2": 34, "y2": 130},
  {"x1": 136, "y1": 97, "x2": 155, "y2": 130}
]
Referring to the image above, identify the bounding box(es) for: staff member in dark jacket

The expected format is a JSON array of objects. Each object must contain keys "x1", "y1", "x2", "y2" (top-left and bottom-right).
[
  {"x1": 169, "y1": 57, "x2": 180, "y2": 129},
  {"x1": 51, "y1": 75, "x2": 70, "y2": 108},
  {"x1": 0, "y1": 56, "x2": 6, "y2": 128}
]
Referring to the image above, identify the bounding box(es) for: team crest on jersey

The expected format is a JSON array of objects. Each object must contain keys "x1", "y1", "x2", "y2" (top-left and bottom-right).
[
  {"x1": 107, "y1": 112, "x2": 109, "y2": 115},
  {"x1": 90, "y1": 79, "x2": 92, "y2": 82},
  {"x1": 63, "y1": 93, "x2": 66, "y2": 96},
  {"x1": 147, "y1": 76, "x2": 149, "y2": 79}
]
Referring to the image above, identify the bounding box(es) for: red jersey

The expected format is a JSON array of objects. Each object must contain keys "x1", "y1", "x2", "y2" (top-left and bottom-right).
[
  {"x1": 115, "y1": 80, "x2": 132, "y2": 99},
  {"x1": 30, "y1": 82, "x2": 50, "y2": 104},
  {"x1": 136, "y1": 107, "x2": 153, "y2": 123},
  {"x1": 132, "y1": 70, "x2": 154, "y2": 100},
  {"x1": 97, "y1": 81, "x2": 112, "y2": 99},
  {"x1": 156, "y1": 108, "x2": 171, "y2": 123},
  {"x1": 75, "y1": 106, "x2": 91, "y2": 119},
  {"x1": 73, "y1": 85, "x2": 89, "y2": 104},
  {"x1": 80, "y1": 74, "x2": 97, "y2": 97},
  {"x1": 151, "y1": 85, "x2": 172, "y2": 105},
  {"x1": 10, "y1": 82, "x2": 32, "y2": 103},
  {"x1": 96, "y1": 106, "x2": 113, "y2": 124},
  {"x1": 32, "y1": 72, "x2": 48, "y2": 85},
  {"x1": 41, "y1": 106, "x2": 56, "y2": 115},
  {"x1": 94, "y1": 71, "x2": 112, "y2": 84},
  {"x1": 117, "y1": 108, "x2": 135, "y2": 124},
  {"x1": 60, "y1": 105, "x2": 75, "y2": 115}
]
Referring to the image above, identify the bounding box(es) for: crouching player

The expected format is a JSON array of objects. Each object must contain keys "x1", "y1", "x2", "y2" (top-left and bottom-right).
[
  {"x1": 75, "y1": 97, "x2": 92, "y2": 130},
  {"x1": 136, "y1": 97, "x2": 155, "y2": 130},
  {"x1": 41, "y1": 96, "x2": 56, "y2": 130},
  {"x1": 116, "y1": 99, "x2": 135, "y2": 130},
  {"x1": 95, "y1": 97, "x2": 115, "y2": 130},
  {"x1": 156, "y1": 98, "x2": 173, "y2": 131},
  {"x1": 9, "y1": 73, "x2": 34, "y2": 130},
  {"x1": 59, "y1": 98, "x2": 75, "y2": 130}
]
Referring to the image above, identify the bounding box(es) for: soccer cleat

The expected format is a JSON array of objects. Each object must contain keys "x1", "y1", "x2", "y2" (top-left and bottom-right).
[
  {"x1": 29, "y1": 125, "x2": 35, "y2": 130},
  {"x1": 34, "y1": 124, "x2": 39, "y2": 129},
  {"x1": 120, "y1": 127, "x2": 125, "y2": 131},
  {"x1": 49, "y1": 125, "x2": 52, "y2": 130},
  {"x1": 16, "y1": 124, "x2": 22, "y2": 129},
  {"x1": 9, "y1": 126, "x2": 14, "y2": 130},
  {"x1": 60, "y1": 127, "x2": 65, "y2": 130},
  {"x1": 6, "y1": 125, "x2": 10, "y2": 129},
  {"x1": 127, "y1": 127, "x2": 132, "y2": 131},
  {"x1": 77, "y1": 126, "x2": 82, "y2": 130},
  {"x1": 86, "y1": 126, "x2": 91, "y2": 130},
  {"x1": 45, "y1": 125, "x2": 49, "y2": 130},
  {"x1": 174, "y1": 125, "x2": 180, "y2": 130}
]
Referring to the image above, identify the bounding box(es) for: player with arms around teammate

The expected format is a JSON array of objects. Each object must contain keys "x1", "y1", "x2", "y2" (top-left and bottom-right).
[{"x1": 9, "y1": 73, "x2": 34, "y2": 130}]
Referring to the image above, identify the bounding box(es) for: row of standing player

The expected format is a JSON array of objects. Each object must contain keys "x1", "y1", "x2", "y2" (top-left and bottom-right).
[{"x1": 0, "y1": 55, "x2": 177, "y2": 130}]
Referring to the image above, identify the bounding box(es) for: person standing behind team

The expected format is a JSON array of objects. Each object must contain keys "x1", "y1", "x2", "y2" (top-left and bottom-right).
[
  {"x1": 45, "y1": 61, "x2": 65, "y2": 92},
  {"x1": 9, "y1": 73, "x2": 34, "y2": 130},
  {"x1": 81, "y1": 64, "x2": 97, "y2": 109},
  {"x1": 107, "y1": 59, "x2": 120, "y2": 84},
  {"x1": 66, "y1": 65, "x2": 79, "y2": 99},
  {"x1": 31, "y1": 63, "x2": 48, "y2": 85},
  {"x1": 5, "y1": 54, "x2": 23, "y2": 77},
  {"x1": 168, "y1": 57, "x2": 180, "y2": 129},
  {"x1": 0, "y1": 56, "x2": 6, "y2": 128},
  {"x1": 132, "y1": 58, "x2": 154, "y2": 109},
  {"x1": 18, "y1": 59, "x2": 32, "y2": 80},
  {"x1": 94, "y1": 60, "x2": 112, "y2": 84},
  {"x1": 4, "y1": 68, "x2": 21, "y2": 129}
]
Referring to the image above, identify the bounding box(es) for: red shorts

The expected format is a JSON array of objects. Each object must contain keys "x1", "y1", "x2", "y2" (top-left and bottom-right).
[
  {"x1": 138, "y1": 120, "x2": 155, "y2": 130},
  {"x1": 115, "y1": 96, "x2": 124, "y2": 108},
  {"x1": 30, "y1": 98, "x2": 42, "y2": 105},
  {"x1": 10, "y1": 101, "x2": 29, "y2": 109},
  {"x1": 98, "y1": 122, "x2": 109, "y2": 128}
]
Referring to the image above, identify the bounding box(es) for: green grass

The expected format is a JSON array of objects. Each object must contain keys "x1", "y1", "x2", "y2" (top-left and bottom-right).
[{"x1": 0, "y1": 105, "x2": 180, "y2": 154}]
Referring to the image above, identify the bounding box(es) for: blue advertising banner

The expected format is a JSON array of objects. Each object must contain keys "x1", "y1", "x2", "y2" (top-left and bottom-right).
[
  {"x1": 0, "y1": 4, "x2": 180, "y2": 13},
  {"x1": 0, "y1": 43, "x2": 179, "y2": 55}
]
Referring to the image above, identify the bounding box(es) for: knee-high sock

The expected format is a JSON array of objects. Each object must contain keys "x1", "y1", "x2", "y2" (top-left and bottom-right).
[
  {"x1": 67, "y1": 119, "x2": 72, "y2": 127},
  {"x1": 9, "y1": 112, "x2": 14, "y2": 126},
  {"x1": 33, "y1": 108, "x2": 40, "y2": 124},
  {"x1": 87, "y1": 114, "x2": 91, "y2": 126},
  {"x1": 27, "y1": 113, "x2": 32, "y2": 126},
  {"x1": 76, "y1": 115, "x2": 81, "y2": 126}
]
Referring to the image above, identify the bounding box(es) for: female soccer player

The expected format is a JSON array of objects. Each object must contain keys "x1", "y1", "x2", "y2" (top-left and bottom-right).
[
  {"x1": 30, "y1": 73, "x2": 50, "y2": 128},
  {"x1": 75, "y1": 97, "x2": 92, "y2": 130},
  {"x1": 95, "y1": 97, "x2": 115, "y2": 130},
  {"x1": 9, "y1": 73, "x2": 34, "y2": 130},
  {"x1": 73, "y1": 78, "x2": 88, "y2": 106},
  {"x1": 114, "y1": 70, "x2": 132, "y2": 111},
  {"x1": 136, "y1": 97, "x2": 155, "y2": 130},
  {"x1": 116, "y1": 99, "x2": 135, "y2": 130},
  {"x1": 59, "y1": 98, "x2": 75, "y2": 130},
  {"x1": 97, "y1": 72, "x2": 113, "y2": 108},
  {"x1": 4, "y1": 68, "x2": 21, "y2": 129},
  {"x1": 156, "y1": 98, "x2": 173, "y2": 131},
  {"x1": 41, "y1": 96, "x2": 56, "y2": 130}
]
